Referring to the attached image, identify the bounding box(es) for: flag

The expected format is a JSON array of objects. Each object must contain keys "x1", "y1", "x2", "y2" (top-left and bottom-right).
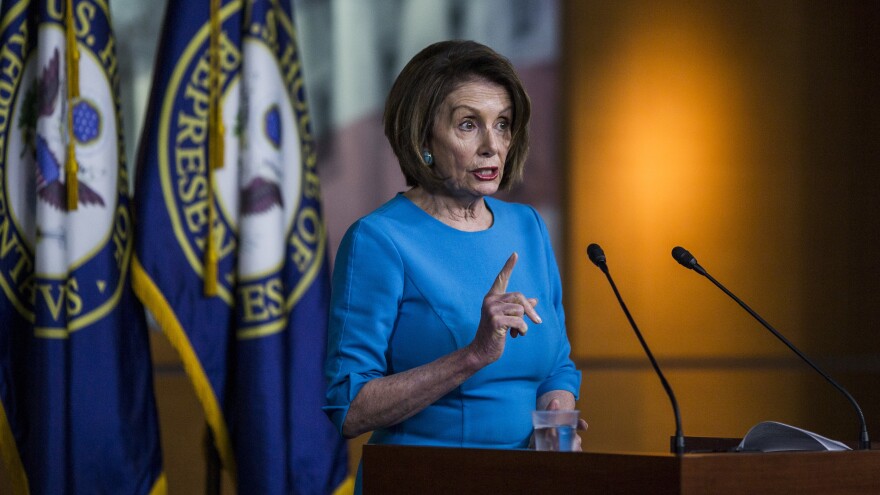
[
  {"x1": 131, "y1": 0, "x2": 349, "y2": 492},
  {"x1": 0, "y1": 0, "x2": 165, "y2": 493}
]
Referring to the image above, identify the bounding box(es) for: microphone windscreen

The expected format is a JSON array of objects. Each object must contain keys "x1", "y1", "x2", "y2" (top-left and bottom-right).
[
  {"x1": 587, "y1": 243, "x2": 606, "y2": 267},
  {"x1": 672, "y1": 246, "x2": 697, "y2": 269}
]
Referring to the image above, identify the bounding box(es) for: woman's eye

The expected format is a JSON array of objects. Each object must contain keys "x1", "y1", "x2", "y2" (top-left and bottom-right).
[
  {"x1": 459, "y1": 120, "x2": 476, "y2": 131},
  {"x1": 497, "y1": 121, "x2": 510, "y2": 131}
]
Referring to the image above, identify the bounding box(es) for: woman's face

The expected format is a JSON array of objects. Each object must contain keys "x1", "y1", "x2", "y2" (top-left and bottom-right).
[{"x1": 427, "y1": 78, "x2": 512, "y2": 201}]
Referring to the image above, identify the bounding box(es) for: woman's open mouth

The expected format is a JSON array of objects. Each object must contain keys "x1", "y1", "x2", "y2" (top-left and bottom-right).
[{"x1": 471, "y1": 167, "x2": 499, "y2": 181}]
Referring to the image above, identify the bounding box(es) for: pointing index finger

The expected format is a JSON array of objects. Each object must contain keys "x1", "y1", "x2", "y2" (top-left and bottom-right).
[{"x1": 489, "y1": 252, "x2": 518, "y2": 295}]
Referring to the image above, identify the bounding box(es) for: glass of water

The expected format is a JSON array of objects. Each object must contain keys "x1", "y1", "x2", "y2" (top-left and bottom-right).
[{"x1": 532, "y1": 410, "x2": 579, "y2": 451}]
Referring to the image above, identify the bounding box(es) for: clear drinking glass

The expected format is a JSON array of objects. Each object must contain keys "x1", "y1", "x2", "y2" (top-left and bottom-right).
[{"x1": 532, "y1": 410, "x2": 579, "y2": 451}]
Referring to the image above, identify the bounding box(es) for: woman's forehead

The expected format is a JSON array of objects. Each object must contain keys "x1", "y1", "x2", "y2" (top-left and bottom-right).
[{"x1": 441, "y1": 79, "x2": 511, "y2": 113}]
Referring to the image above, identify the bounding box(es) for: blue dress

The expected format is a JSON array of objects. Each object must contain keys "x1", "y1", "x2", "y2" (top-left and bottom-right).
[{"x1": 324, "y1": 194, "x2": 581, "y2": 450}]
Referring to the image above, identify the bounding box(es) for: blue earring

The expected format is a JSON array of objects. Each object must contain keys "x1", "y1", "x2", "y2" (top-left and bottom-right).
[{"x1": 421, "y1": 149, "x2": 433, "y2": 166}]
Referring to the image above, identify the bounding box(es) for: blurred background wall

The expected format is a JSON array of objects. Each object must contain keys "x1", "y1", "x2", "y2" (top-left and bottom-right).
[
  {"x1": 564, "y1": 0, "x2": 880, "y2": 453},
  {"x1": 2, "y1": 0, "x2": 878, "y2": 492}
]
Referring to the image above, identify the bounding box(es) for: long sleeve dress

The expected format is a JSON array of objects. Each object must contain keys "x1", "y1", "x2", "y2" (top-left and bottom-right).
[{"x1": 324, "y1": 193, "x2": 581, "y2": 449}]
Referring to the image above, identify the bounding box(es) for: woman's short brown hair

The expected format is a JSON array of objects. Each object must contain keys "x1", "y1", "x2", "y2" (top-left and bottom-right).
[{"x1": 384, "y1": 40, "x2": 531, "y2": 192}]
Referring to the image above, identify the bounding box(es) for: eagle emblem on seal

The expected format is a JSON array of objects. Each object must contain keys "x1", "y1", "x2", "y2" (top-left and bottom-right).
[{"x1": 19, "y1": 47, "x2": 105, "y2": 211}]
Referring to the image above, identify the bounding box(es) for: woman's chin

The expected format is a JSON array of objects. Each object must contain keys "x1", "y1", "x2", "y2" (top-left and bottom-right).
[
  {"x1": 438, "y1": 179, "x2": 501, "y2": 200},
  {"x1": 467, "y1": 177, "x2": 502, "y2": 197}
]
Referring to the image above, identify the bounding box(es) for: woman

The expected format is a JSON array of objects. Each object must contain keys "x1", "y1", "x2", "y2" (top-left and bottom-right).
[{"x1": 324, "y1": 39, "x2": 586, "y2": 472}]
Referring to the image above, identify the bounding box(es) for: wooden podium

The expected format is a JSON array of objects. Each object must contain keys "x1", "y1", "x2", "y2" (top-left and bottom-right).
[{"x1": 363, "y1": 444, "x2": 880, "y2": 494}]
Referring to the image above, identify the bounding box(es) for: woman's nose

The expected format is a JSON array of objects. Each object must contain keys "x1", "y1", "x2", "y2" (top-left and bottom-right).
[{"x1": 479, "y1": 129, "x2": 500, "y2": 157}]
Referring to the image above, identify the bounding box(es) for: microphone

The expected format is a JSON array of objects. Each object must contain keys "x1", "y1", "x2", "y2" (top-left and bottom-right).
[
  {"x1": 587, "y1": 243, "x2": 685, "y2": 454},
  {"x1": 671, "y1": 246, "x2": 706, "y2": 276},
  {"x1": 586, "y1": 243, "x2": 607, "y2": 273},
  {"x1": 671, "y1": 246, "x2": 871, "y2": 450}
]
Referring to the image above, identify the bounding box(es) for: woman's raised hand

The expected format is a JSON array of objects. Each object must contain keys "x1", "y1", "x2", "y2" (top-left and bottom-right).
[{"x1": 470, "y1": 252, "x2": 542, "y2": 365}]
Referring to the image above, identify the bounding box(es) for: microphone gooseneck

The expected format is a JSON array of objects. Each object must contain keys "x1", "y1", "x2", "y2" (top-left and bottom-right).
[
  {"x1": 671, "y1": 246, "x2": 871, "y2": 450},
  {"x1": 587, "y1": 244, "x2": 685, "y2": 454}
]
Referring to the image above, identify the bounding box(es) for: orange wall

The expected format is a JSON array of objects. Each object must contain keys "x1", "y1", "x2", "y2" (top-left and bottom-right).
[{"x1": 563, "y1": 1, "x2": 880, "y2": 453}]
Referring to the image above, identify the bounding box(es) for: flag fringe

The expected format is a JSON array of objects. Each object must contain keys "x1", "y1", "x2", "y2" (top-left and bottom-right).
[
  {"x1": 0, "y1": 397, "x2": 29, "y2": 495},
  {"x1": 332, "y1": 475, "x2": 355, "y2": 495},
  {"x1": 149, "y1": 472, "x2": 168, "y2": 495},
  {"x1": 131, "y1": 254, "x2": 237, "y2": 484}
]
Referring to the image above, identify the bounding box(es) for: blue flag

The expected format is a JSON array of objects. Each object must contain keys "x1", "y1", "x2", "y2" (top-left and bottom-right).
[
  {"x1": 132, "y1": 0, "x2": 349, "y2": 492},
  {"x1": 0, "y1": 0, "x2": 165, "y2": 493}
]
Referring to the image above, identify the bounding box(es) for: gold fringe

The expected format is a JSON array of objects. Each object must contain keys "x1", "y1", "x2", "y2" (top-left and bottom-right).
[
  {"x1": 203, "y1": 0, "x2": 224, "y2": 295},
  {"x1": 131, "y1": 255, "x2": 237, "y2": 484},
  {"x1": 64, "y1": 0, "x2": 80, "y2": 211},
  {"x1": 0, "y1": 397, "x2": 29, "y2": 494},
  {"x1": 148, "y1": 472, "x2": 168, "y2": 495},
  {"x1": 331, "y1": 476, "x2": 356, "y2": 495}
]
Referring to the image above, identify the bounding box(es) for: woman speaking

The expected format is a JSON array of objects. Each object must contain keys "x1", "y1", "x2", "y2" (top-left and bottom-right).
[{"x1": 323, "y1": 40, "x2": 586, "y2": 489}]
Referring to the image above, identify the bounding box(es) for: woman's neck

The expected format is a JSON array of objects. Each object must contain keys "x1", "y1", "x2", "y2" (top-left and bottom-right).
[{"x1": 404, "y1": 187, "x2": 493, "y2": 232}]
